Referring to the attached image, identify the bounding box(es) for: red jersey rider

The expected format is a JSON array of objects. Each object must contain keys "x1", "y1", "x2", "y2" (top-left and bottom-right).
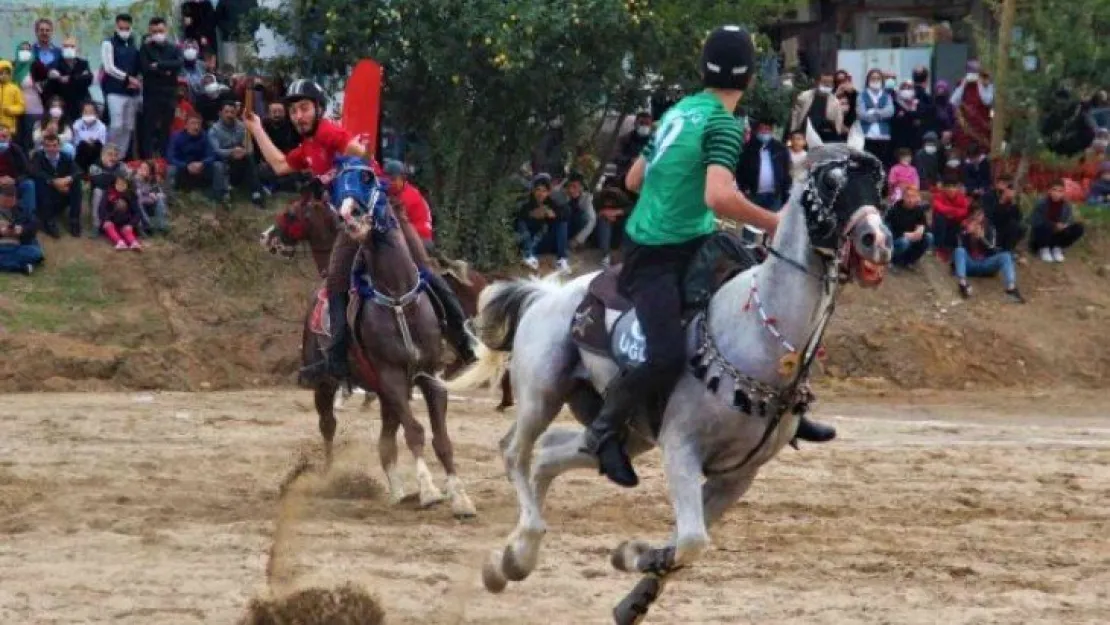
[{"x1": 245, "y1": 80, "x2": 476, "y2": 383}]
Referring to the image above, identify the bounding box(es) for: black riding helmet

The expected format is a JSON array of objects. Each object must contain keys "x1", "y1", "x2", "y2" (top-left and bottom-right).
[
  {"x1": 701, "y1": 25, "x2": 757, "y2": 91},
  {"x1": 284, "y1": 79, "x2": 327, "y2": 135}
]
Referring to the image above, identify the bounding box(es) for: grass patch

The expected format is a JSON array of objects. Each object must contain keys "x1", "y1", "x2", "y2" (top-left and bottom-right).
[{"x1": 0, "y1": 257, "x2": 112, "y2": 333}]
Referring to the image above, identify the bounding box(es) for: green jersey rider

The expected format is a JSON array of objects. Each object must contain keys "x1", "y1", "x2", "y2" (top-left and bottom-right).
[{"x1": 582, "y1": 25, "x2": 837, "y2": 488}]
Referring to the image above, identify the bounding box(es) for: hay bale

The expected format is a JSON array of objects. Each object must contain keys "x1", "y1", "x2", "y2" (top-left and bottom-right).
[{"x1": 238, "y1": 583, "x2": 386, "y2": 625}]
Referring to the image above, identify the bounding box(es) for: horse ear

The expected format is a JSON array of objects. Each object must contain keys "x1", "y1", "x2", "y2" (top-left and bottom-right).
[
  {"x1": 805, "y1": 119, "x2": 825, "y2": 151},
  {"x1": 847, "y1": 121, "x2": 866, "y2": 152}
]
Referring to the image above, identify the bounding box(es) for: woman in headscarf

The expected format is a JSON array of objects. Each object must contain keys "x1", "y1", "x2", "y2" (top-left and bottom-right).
[{"x1": 13, "y1": 42, "x2": 45, "y2": 151}]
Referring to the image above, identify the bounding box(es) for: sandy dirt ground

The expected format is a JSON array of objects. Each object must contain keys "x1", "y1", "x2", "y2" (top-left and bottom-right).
[{"x1": 2, "y1": 388, "x2": 1109, "y2": 625}]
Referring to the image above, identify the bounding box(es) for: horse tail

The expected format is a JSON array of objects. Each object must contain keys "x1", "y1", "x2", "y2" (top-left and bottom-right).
[{"x1": 445, "y1": 274, "x2": 562, "y2": 392}]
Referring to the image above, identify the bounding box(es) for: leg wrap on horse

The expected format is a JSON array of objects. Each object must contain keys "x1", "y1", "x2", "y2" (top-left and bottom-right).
[{"x1": 425, "y1": 271, "x2": 477, "y2": 365}]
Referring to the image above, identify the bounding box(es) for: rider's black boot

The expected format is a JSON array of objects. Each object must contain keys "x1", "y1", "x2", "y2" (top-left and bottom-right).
[
  {"x1": 425, "y1": 272, "x2": 477, "y2": 365},
  {"x1": 581, "y1": 369, "x2": 642, "y2": 488},
  {"x1": 300, "y1": 293, "x2": 351, "y2": 385},
  {"x1": 794, "y1": 415, "x2": 836, "y2": 443}
]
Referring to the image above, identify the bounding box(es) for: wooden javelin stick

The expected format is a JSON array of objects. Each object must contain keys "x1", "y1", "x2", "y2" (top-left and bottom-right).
[{"x1": 243, "y1": 82, "x2": 255, "y2": 152}]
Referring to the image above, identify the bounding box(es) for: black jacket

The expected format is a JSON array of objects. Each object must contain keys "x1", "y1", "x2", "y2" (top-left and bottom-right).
[
  {"x1": 139, "y1": 41, "x2": 183, "y2": 95},
  {"x1": 736, "y1": 138, "x2": 790, "y2": 200},
  {"x1": 182, "y1": 0, "x2": 219, "y2": 51},
  {"x1": 885, "y1": 201, "x2": 928, "y2": 237},
  {"x1": 263, "y1": 118, "x2": 302, "y2": 154},
  {"x1": 48, "y1": 57, "x2": 94, "y2": 120},
  {"x1": 516, "y1": 194, "x2": 569, "y2": 223},
  {"x1": 31, "y1": 151, "x2": 81, "y2": 185}
]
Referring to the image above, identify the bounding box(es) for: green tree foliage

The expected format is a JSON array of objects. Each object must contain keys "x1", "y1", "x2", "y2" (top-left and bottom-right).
[{"x1": 258, "y1": 0, "x2": 795, "y2": 268}]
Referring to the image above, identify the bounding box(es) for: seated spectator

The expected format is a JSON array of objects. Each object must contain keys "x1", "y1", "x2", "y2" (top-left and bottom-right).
[
  {"x1": 208, "y1": 100, "x2": 263, "y2": 206},
  {"x1": 194, "y1": 74, "x2": 231, "y2": 126},
  {"x1": 383, "y1": 159, "x2": 434, "y2": 252},
  {"x1": 787, "y1": 130, "x2": 807, "y2": 183},
  {"x1": 914, "y1": 131, "x2": 941, "y2": 191},
  {"x1": 0, "y1": 185, "x2": 43, "y2": 275},
  {"x1": 259, "y1": 101, "x2": 303, "y2": 192},
  {"x1": 32, "y1": 96, "x2": 75, "y2": 156},
  {"x1": 594, "y1": 181, "x2": 631, "y2": 268},
  {"x1": 954, "y1": 206, "x2": 1024, "y2": 303},
  {"x1": 887, "y1": 147, "x2": 920, "y2": 204},
  {"x1": 886, "y1": 186, "x2": 933, "y2": 268},
  {"x1": 981, "y1": 175, "x2": 1026, "y2": 253},
  {"x1": 1086, "y1": 161, "x2": 1110, "y2": 206},
  {"x1": 31, "y1": 132, "x2": 82, "y2": 237},
  {"x1": 941, "y1": 147, "x2": 962, "y2": 185},
  {"x1": 97, "y1": 175, "x2": 142, "y2": 250},
  {"x1": 167, "y1": 114, "x2": 223, "y2": 200},
  {"x1": 87, "y1": 143, "x2": 131, "y2": 235},
  {"x1": 961, "y1": 143, "x2": 992, "y2": 198},
  {"x1": 515, "y1": 173, "x2": 569, "y2": 273},
  {"x1": 1030, "y1": 180, "x2": 1085, "y2": 263},
  {"x1": 71, "y1": 100, "x2": 106, "y2": 171},
  {"x1": 133, "y1": 160, "x2": 169, "y2": 234},
  {"x1": 737, "y1": 119, "x2": 790, "y2": 211},
  {"x1": 0, "y1": 124, "x2": 37, "y2": 225},
  {"x1": 931, "y1": 169, "x2": 972, "y2": 260},
  {"x1": 556, "y1": 171, "x2": 596, "y2": 251}
]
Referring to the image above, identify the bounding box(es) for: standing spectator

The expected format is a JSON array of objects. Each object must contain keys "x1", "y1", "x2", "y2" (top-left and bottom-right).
[
  {"x1": 961, "y1": 143, "x2": 992, "y2": 198},
  {"x1": 887, "y1": 147, "x2": 920, "y2": 204},
  {"x1": 133, "y1": 160, "x2": 169, "y2": 234},
  {"x1": 258, "y1": 101, "x2": 301, "y2": 192},
  {"x1": 736, "y1": 119, "x2": 790, "y2": 211},
  {"x1": 33, "y1": 97, "x2": 74, "y2": 156},
  {"x1": 31, "y1": 132, "x2": 82, "y2": 237},
  {"x1": 932, "y1": 168, "x2": 972, "y2": 259},
  {"x1": 384, "y1": 159, "x2": 435, "y2": 251},
  {"x1": 180, "y1": 40, "x2": 206, "y2": 100},
  {"x1": 891, "y1": 80, "x2": 923, "y2": 155},
  {"x1": 533, "y1": 116, "x2": 567, "y2": 178},
  {"x1": 208, "y1": 100, "x2": 263, "y2": 205},
  {"x1": 0, "y1": 61, "x2": 26, "y2": 145},
  {"x1": 933, "y1": 81, "x2": 957, "y2": 138},
  {"x1": 886, "y1": 186, "x2": 932, "y2": 269},
  {"x1": 911, "y1": 66, "x2": 937, "y2": 140},
  {"x1": 87, "y1": 143, "x2": 131, "y2": 235},
  {"x1": 559, "y1": 171, "x2": 597, "y2": 250},
  {"x1": 951, "y1": 61, "x2": 994, "y2": 152},
  {"x1": 101, "y1": 13, "x2": 143, "y2": 160},
  {"x1": 788, "y1": 73, "x2": 845, "y2": 142},
  {"x1": 13, "y1": 42, "x2": 43, "y2": 151},
  {"x1": 97, "y1": 176, "x2": 143, "y2": 250},
  {"x1": 167, "y1": 114, "x2": 223, "y2": 199},
  {"x1": 613, "y1": 111, "x2": 653, "y2": 183},
  {"x1": 787, "y1": 130, "x2": 808, "y2": 182},
  {"x1": 71, "y1": 100, "x2": 106, "y2": 171},
  {"x1": 954, "y1": 207, "x2": 1024, "y2": 303},
  {"x1": 0, "y1": 185, "x2": 43, "y2": 275},
  {"x1": 982, "y1": 175, "x2": 1026, "y2": 253},
  {"x1": 181, "y1": 0, "x2": 218, "y2": 58},
  {"x1": 857, "y1": 69, "x2": 895, "y2": 166},
  {"x1": 47, "y1": 37, "x2": 93, "y2": 121},
  {"x1": 515, "y1": 173, "x2": 570, "y2": 273},
  {"x1": 0, "y1": 124, "x2": 37, "y2": 226},
  {"x1": 594, "y1": 181, "x2": 631, "y2": 268},
  {"x1": 215, "y1": 0, "x2": 260, "y2": 68},
  {"x1": 31, "y1": 18, "x2": 62, "y2": 68},
  {"x1": 194, "y1": 74, "x2": 231, "y2": 125},
  {"x1": 1030, "y1": 180, "x2": 1086, "y2": 263},
  {"x1": 834, "y1": 70, "x2": 858, "y2": 131},
  {"x1": 913, "y1": 131, "x2": 941, "y2": 191},
  {"x1": 139, "y1": 17, "x2": 183, "y2": 158}
]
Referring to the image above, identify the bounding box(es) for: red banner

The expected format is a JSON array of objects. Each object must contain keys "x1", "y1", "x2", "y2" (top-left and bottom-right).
[{"x1": 342, "y1": 59, "x2": 384, "y2": 159}]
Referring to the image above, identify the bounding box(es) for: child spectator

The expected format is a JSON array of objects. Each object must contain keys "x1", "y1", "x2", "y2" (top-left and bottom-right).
[
  {"x1": 931, "y1": 169, "x2": 972, "y2": 260},
  {"x1": 982, "y1": 175, "x2": 1026, "y2": 253},
  {"x1": 787, "y1": 130, "x2": 808, "y2": 183},
  {"x1": 1086, "y1": 161, "x2": 1110, "y2": 206},
  {"x1": 961, "y1": 142, "x2": 992, "y2": 197},
  {"x1": 71, "y1": 100, "x2": 106, "y2": 171},
  {"x1": 886, "y1": 186, "x2": 933, "y2": 268},
  {"x1": 133, "y1": 160, "x2": 168, "y2": 234},
  {"x1": 98, "y1": 175, "x2": 142, "y2": 250},
  {"x1": 954, "y1": 206, "x2": 1024, "y2": 303},
  {"x1": 0, "y1": 185, "x2": 43, "y2": 274},
  {"x1": 1030, "y1": 180, "x2": 1085, "y2": 263},
  {"x1": 887, "y1": 147, "x2": 920, "y2": 204},
  {"x1": 32, "y1": 96, "x2": 74, "y2": 156},
  {"x1": 87, "y1": 143, "x2": 131, "y2": 234},
  {"x1": 913, "y1": 131, "x2": 941, "y2": 191}
]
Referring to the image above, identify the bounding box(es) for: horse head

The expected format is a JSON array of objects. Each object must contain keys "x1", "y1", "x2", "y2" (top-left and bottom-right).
[
  {"x1": 331, "y1": 155, "x2": 391, "y2": 243},
  {"x1": 801, "y1": 121, "x2": 892, "y2": 287},
  {"x1": 260, "y1": 196, "x2": 334, "y2": 258}
]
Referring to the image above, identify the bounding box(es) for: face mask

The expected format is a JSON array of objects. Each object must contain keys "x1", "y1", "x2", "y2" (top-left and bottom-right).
[
  {"x1": 49, "y1": 107, "x2": 62, "y2": 118},
  {"x1": 966, "y1": 72, "x2": 979, "y2": 82},
  {"x1": 635, "y1": 125, "x2": 650, "y2": 137},
  {"x1": 151, "y1": 33, "x2": 167, "y2": 44},
  {"x1": 900, "y1": 157, "x2": 912, "y2": 165},
  {"x1": 117, "y1": 29, "x2": 131, "y2": 39},
  {"x1": 757, "y1": 133, "x2": 772, "y2": 144},
  {"x1": 82, "y1": 114, "x2": 97, "y2": 124},
  {"x1": 17, "y1": 50, "x2": 32, "y2": 63},
  {"x1": 818, "y1": 85, "x2": 833, "y2": 94},
  {"x1": 184, "y1": 48, "x2": 198, "y2": 61},
  {"x1": 62, "y1": 47, "x2": 76, "y2": 59},
  {"x1": 899, "y1": 89, "x2": 914, "y2": 100},
  {"x1": 782, "y1": 80, "x2": 793, "y2": 89},
  {"x1": 924, "y1": 144, "x2": 937, "y2": 155},
  {"x1": 868, "y1": 80, "x2": 882, "y2": 91},
  {"x1": 884, "y1": 79, "x2": 897, "y2": 90},
  {"x1": 947, "y1": 159, "x2": 961, "y2": 168},
  {"x1": 204, "y1": 82, "x2": 221, "y2": 95}
]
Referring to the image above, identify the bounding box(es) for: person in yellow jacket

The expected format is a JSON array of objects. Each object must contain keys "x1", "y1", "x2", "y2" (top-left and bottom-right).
[{"x1": 0, "y1": 60, "x2": 28, "y2": 133}]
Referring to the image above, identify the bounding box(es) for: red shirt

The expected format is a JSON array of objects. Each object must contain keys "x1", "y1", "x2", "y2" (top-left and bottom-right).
[
  {"x1": 392, "y1": 183, "x2": 434, "y2": 241},
  {"x1": 286, "y1": 118, "x2": 381, "y2": 177},
  {"x1": 172, "y1": 98, "x2": 197, "y2": 134}
]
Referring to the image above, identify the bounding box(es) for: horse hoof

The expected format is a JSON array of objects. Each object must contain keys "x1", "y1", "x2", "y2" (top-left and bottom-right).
[
  {"x1": 482, "y1": 552, "x2": 508, "y2": 594},
  {"x1": 611, "y1": 540, "x2": 652, "y2": 573},
  {"x1": 451, "y1": 495, "x2": 478, "y2": 520},
  {"x1": 501, "y1": 545, "x2": 530, "y2": 582}
]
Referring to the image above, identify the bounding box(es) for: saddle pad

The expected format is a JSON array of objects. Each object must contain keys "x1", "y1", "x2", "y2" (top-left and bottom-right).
[
  {"x1": 309, "y1": 288, "x2": 331, "y2": 337},
  {"x1": 570, "y1": 295, "x2": 647, "y2": 369}
]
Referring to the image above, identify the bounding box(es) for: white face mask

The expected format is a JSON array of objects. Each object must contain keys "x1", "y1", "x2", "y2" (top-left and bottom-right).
[
  {"x1": 204, "y1": 82, "x2": 221, "y2": 95},
  {"x1": 184, "y1": 48, "x2": 198, "y2": 61},
  {"x1": 62, "y1": 47, "x2": 77, "y2": 59},
  {"x1": 782, "y1": 80, "x2": 794, "y2": 89},
  {"x1": 17, "y1": 50, "x2": 32, "y2": 63},
  {"x1": 924, "y1": 144, "x2": 937, "y2": 155},
  {"x1": 899, "y1": 89, "x2": 914, "y2": 100},
  {"x1": 818, "y1": 85, "x2": 833, "y2": 94},
  {"x1": 868, "y1": 80, "x2": 882, "y2": 91},
  {"x1": 635, "y1": 125, "x2": 651, "y2": 138},
  {"x1": 966, "y1": 72, "x2": 979, "y2": 82},
  {"x1": 82, "y1": 114, "x2": 97, "y2": 124},
  {"x1": 49, "y1": 107, "x2": 63, "y2": 118},
  {"x1": 117, "y1": 29, "x2": 131, "y2": 39},
  {"x1": 151, "y1": 33, "x2": 167, "y2": 44},
  {"x1": 884, "y1": 79, "x2": 897, "y2": 90},
  {"x1": 900, "y1": 157, "x2": 912, "y2": 165},
  {"x1": 946, "y1": 159, "x2": 961, "y2": 168}
]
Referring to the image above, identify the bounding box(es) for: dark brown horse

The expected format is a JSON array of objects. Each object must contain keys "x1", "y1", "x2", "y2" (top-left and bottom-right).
[{"x1": 262, "y1": 189, "x2": 476, "y2": 517}]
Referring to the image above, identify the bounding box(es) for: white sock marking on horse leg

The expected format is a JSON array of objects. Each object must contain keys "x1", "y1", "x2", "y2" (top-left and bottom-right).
[
  {"x1": 384, "y1": 462, "x2": 406, "y2": 505},
  {"x1": 446, "y1": 474, "x2": 477, "y2": 518},
  {"x1": 415, "y1": 457, "x2": 445, "y2": 507}
]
